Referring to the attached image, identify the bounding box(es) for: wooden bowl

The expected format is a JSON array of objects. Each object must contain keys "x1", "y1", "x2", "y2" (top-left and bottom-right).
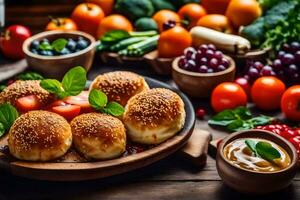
[
  {"x1": 144, "y1": 50, "x2": 174, "y2": 75},
  {"x1": 172, "y1": 55, "x2": 236, "y2": 98},
  {"x1": 0, "y1": 77, "x2": 195, "y2": 181},
  {"x1": 216, "y1": 129, "x2": 298, "y2": 194},
  {"x1": 23, "y1": 30, "x2": 96, "y2": 79}
]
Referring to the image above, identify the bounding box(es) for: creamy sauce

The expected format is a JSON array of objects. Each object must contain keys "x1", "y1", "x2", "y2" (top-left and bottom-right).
[{"x1": 223, "y1": 138, "x2": 291, "y2": 172}]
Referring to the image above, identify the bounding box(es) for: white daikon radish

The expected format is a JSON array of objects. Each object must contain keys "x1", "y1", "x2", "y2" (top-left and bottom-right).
[{"x1": 190, "y1": 26, "x2": 251, "y2": 55}]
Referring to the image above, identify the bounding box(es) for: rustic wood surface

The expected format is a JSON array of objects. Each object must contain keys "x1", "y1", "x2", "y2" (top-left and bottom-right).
[{"x1": 0, "y1": 56, "x2": 296, "y2": 200}]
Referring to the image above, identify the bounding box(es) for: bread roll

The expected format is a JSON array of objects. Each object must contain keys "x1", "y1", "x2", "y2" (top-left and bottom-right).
[
  {"x1": 90, "y1": 71, "x2": 149, "y2": 106},
  {"x1": 123, "y1": 88, "x2": 186, "y2": 144},
  {"x1": 8, "y1": 110, "x2": 72, "y2": 161},
  {"x1": 70, "y1": 113, "x2": 126, "y2": 160}
]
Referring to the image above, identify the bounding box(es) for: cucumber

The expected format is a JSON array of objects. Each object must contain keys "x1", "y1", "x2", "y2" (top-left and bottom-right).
[{"x1": 110, "y1": 37, "x2": 149, "y2": 52}]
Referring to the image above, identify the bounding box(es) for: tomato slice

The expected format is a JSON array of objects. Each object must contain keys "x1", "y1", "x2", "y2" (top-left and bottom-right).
[
  {"x1": 51, "y1": 104, "x2": 81, "y2": 121},
  {"x1": 64, "y1": 91, "x2": 94, "y2": 113},
  {"x1": 16, "y1": 95, "x2": 41, "y2": 112}
]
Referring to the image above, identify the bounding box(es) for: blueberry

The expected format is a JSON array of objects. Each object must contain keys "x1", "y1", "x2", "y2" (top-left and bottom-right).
[
  {"x1": 41, "y1": 38, "x2": 49, "y2": 44},
  {"x1": 67, "y1": 39, "x2": 77, "y2": 52},
  {"x1": 30, "y1": 40, "x2": 40, "y2": 50},
  {"x1": 76, "y1": 39, "x2": 89, "y2": 50},
  {"x1": 39, "y1": 50, "x2": 53, "y2": 56},
  {"x1": 59, "y1": 48, "x2": 71, "y2": 55},
  {"x1": 31, "y1": 49, "x2": 39, "y2": 54}
]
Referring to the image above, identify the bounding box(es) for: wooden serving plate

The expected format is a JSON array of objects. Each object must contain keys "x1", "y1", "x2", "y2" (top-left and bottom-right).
[{"x1": 0, "y1": 77, "x2": 195, "y2": 181}]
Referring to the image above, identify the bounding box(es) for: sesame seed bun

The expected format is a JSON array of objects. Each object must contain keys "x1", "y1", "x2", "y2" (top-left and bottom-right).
[
  {"x1": 123, "y1": 88, "x2": 186, "y2": 145},
  {"x1": 8, "y1": 110, "x2": 72, "y2": 161},
  {"x1": 89, "y1": 71, "x2": 149, "y2": 106},
  {"x1": 70, "y1": 113, "x2": 126, "y2": 160},
  {"x1": 0, "y1": 80, "x2": 53, "y2": 106}
]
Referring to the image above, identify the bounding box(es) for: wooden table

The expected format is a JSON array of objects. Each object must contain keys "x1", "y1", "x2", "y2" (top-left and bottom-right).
[{"x1": 0, "y1": 59, "x2": 298, "y2": 200}]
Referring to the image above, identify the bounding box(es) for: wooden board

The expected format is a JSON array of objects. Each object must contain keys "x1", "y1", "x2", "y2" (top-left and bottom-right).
[{"x1": 0, "y1": 77, "x2": 195, "y2": 181}]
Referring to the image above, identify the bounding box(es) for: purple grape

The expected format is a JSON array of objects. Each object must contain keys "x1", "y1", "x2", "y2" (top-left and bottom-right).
[
  {"x1": 272, "y1": 59, "x2": 282, "y2": 71},
  {"x1": 278, "y1": 51, "x2": 285, "y2": 59},
  {"x1": 287, "y1": 64, "x2": 298, "y2": 75},
  {"x1": 277, "y1": 70, "x2": 285, "y2": 81},
  {"x1": 178, "y1": 57, "x2": 187, "y2": 68},
  {"x1": 199, "y1": 57, "x2": 208, "y2": 65},
  {"x1": 291, "y1": 42, "x2": 300, "y2": 52},
  {"x1": 295, "y1": 51, "x2": 300, "y2": 63},
  {"x1": 205, "y1": 49, "x2": 214, "y2": 58},
  {"x1": 187, "y1": 60, "x2": 197, "y2": 71},
  {"x1": 244, "y1": 74, "x2": 250, "y2": 80},
  {"x1": 207, "y1": 44, "x2": 216, "y2": 51},
  {"x1": 220, "y1": 58, "x2": 230, "y2": 68},
  {"x1": 253, "y1": 61, "x2": 264, "y2": 70},
  {"x1": 281, "y1": 53, "x2": 295, "y2": 66},
  {"x1": 260, "y1": 65, "x2": 273, "y2": 76},
  {"x1": 248, "y1": 67, "x2": 260, "y2": 78},
  {"x1": 214, "y1": 51, "x2": 223, "y2": 60},
  {"x1": 209, "y1": 58, "x2": 219, "y2": 69},
  {"x1": 195, "y1": 50, "x2": 205, "y2": 63},
  {"x1": 198, "y1": 44, "x2": 208, "y2": 52},
  {"x1": 283, "y1": 43, "x2": 291, "y2": 52},
  {"x1": 291, "y1": 73, "x2": 300, "y2": 82},
  {"x1": 198, "y1": 65, "x2": 208, "y2": 73},
  {"x1": 184, "y1": 47, "x2": 196, "y2": 59},
  {"x1": 207, "y1": 68, "x2": 214, "y2": 73},
  {"x1": 217, "y1": 65, "x2": 226, "y2": 72}
]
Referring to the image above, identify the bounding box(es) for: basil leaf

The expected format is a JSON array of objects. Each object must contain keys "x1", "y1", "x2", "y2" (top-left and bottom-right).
[
  {"x1": 39, "y1": 42, "x2": 53, "y2": 51},
  {"x1": 52, "y1": 38, "x2": 68, "y2": 52},
  {"x1": 227, "y1": 119, "x2": 254, "y2": 132},
  {"x1": 40, "y1": 79, "x2": 64, "y2": 94},
  {"x1": 62, "y1": 66, "x2": 87, "y2": 96},
  {"x1": 208, "y1": 110, "x2": 237, "y2": 126},
  {"x1": 105, "y1": 102, "x2": 125, "y2": 117},
  {"x1": 88, "y1": 89, "x2": 108, "y2": 109},
  {"x1": 250, "y1": 116, "x2": 273, "y2": 126},
  {"x1": 0, "y1": 123, "x2": 5, "y2": 137},
  {"x1": 233, "y1": 107, "x2": 252, "y2": 120},
  {"x1": 0, "y1": 103, "x2": 19, "y2": 131},
  {"x1": 0, "y1": 85, "x2": 6, "y2": 92},
  {"x1": 256, "y1": 141, "x2": 281, "y2": 161},
  {"x1": 101, "y1": 30, "x2": 130, "y2": 43},
  {"x1": 17, "y1": 72, "x2": 44, "y2": 80},
  {"x1": 245, "y1": 139, "x2": 257, "y2": 155}
]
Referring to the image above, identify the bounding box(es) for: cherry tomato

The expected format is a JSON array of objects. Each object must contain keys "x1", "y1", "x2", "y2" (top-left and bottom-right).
[
  {"x1": 71, "y1": 3, "x2": 105, "y2": 37},
  {"x1": 46, "y1": 18, "x2": 78, "y2": 31},
  {"x1": 196, "y1": 108, "x2": 206, "y2": 119},
  {"x1": 211, "y1": 82, "x2": 247, "y2": 112},
  {"x1": 0, "y1": 25, "x2": 31, "y2": 60},
  {"x1": 281, "y1": 85, "x2": 300, "y2": 122},
  {"x1": 51, "y1": 104, "x2": 81, "y2": 121},
  {"x1": 16, "y1": 95, "x2": 41, "y2": 113},
  {"x1": 64, "y1": 91, "x2": 94, "y2": 113},
  {"x1": 278, "y1": 129, "x2": 298, "y2": 140},
  {"x1": 289, "y1": 136, "x2": 300, "y2": 151}
]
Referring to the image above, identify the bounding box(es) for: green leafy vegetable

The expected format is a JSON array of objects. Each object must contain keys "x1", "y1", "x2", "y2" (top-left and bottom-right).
[
  {"x1": 88, "y1": 89, "x2": 124, "y2": 117},
  {"x1": 40, "y1": 66, "x2": 87, "y2": 99},
  {"x1": 39, "y1": 42, "x2": 53, "y2": 51},
  {"x1": 16, "y1": 72, "x2": 44, "y2": 80},
  {"x1": 208, "y1": 107, "x2": 273, "y2": 132},
  {"x1": 245, "y1": 139, "x2": 257, "y2": 155},
  {"x1": 101, "y1": 30, "x2": 130, "y2": 43},
  {"x1": 0, "y1": 103, "x2": 19, "y2": 138},
  {"x1": 52, "y1": 38, "x2": 68, "y2": 52},
  {"x1": 0, "y1": 85, "x2": 6, "y2": 92},
  {"x1": 256, "y1": 141, "x2": 281, "y2": 161}
]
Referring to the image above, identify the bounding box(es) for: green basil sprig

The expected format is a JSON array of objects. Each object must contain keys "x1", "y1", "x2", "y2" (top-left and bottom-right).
[
  {"x1": 245, "y1": 139, "x2": 281, "y2": 162},
  {"x1": 40, "y1": 66, "x2": 87, "y2": 99},
  {"x1": 208, "y1": 107, "x2": 273, "y2": 132},
  {"x1": 0, "y1": 103, "x2": 19, "y2": 137},
  {"x1": 88, "y1": 89, "x2": 125, "y2": 117},
  {"x1": 39, "y1": 38, "x2": 68, "y2": 52}
]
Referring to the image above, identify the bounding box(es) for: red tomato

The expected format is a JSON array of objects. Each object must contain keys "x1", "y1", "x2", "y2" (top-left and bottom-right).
[
  {"x1": 289, "y1": 136, "x2": 300, "y2": 151},
  {"x1": 64, "y1": 91, "x2": 94, "y2": 113},
  {"x1": 235, "y1": 77, "x2": 251, "y2": 98},
  {"x1": 71, "y1": 3, "x2": 105, "y2": 37},
  {"x1": 281, "y1": 85, "x2": 300, "y2": 121},
  {"x1": 0, "y1": 25, "x2": 31, "y2": 60},
  {"x1": 51, "y1": 104, "x2": 81, "y2": 121},
  {"x1": 16, "y1": 95, "x2": 41, "y2": 112},
  {"x1": 211, "y1": 82, "x2": 247, "y2": 112}
]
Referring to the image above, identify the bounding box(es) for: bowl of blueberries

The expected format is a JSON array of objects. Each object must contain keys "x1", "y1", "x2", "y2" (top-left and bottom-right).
[
  {"x1": 23, "y1": 30, "x2": 96, "y2": 78},
  {"x1": 172, "y1": 44, "x2": 236, "y2": 98}
]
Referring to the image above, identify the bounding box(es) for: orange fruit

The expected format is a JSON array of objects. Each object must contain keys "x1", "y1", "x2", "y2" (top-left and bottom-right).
[
  {"x1": 153, "y1": 10, "x2": 180, "y2": 32},
  {"x1": 211, "y1": 82, "x2": 247, "y2": 113},
  {"x1": 178, "y1": 3, "x2": 207, "y2": 29},
  {"x1": 202, "y1": 0, "x2": 231, "y2": 14},
  {"x1": 196, "y1": 14, "x2": 234, "y2": 34},
  {"x1": 46, "y1": 18, "x2": 77, "y2": 31},
  {"x1": 226, "y1": 0, "x2": 262, "y2": 28},
  {"x1": 251, "y1": 77, "x2": 286, "y2": 111},
  {"x1": 86, "y1": 0, "x2": 114, "y2": 15},
  {"x1": 97, "y1": 14, "x2": 133, "y2": 38},
  {"x1": 158, "y1": 26, "x2": 192, "y2": 58},
  {"x1": 71, "y1": 3, "x2": 105, "y2": 37}
]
